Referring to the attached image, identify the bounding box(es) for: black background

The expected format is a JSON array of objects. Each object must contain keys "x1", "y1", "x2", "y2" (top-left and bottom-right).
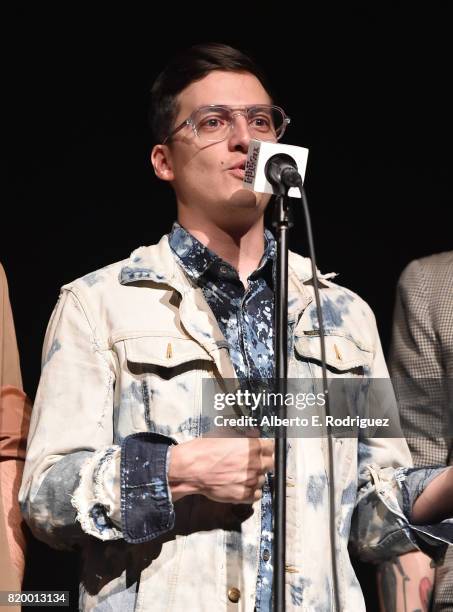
[{"x1": 4, "y1": 5, "x2": 452, "y2": 610}]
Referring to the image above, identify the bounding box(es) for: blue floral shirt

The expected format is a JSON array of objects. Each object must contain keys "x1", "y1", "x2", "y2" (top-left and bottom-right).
[{"x1": 169, "y1": 222, "x2": 275, "y2": 611}]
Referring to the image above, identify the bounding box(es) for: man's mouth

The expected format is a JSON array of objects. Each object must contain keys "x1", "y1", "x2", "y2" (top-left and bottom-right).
[{"x1": 228, "y1": 160, "x2": 246, "y2": 180}]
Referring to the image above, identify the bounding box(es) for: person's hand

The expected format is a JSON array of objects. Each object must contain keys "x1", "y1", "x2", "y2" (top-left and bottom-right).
[{"x1": 168, "y1": 437, "x2": 274, "y2": 504}]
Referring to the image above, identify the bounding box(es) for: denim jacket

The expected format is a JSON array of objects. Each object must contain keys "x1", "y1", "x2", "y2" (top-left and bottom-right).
[{"x1": 19, "y1": 234, "x2": 452, "y2": 611}]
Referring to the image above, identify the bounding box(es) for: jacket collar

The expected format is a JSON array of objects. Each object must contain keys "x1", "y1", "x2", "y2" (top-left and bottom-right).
[
  {"x1": 119, "y1": 231, "x2": 333, "y2": 289},
  {"x1": 119, "y1": 233, "x2": 183, "y2": 290}
]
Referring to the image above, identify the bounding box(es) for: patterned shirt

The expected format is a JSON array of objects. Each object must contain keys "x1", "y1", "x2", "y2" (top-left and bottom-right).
[{"x1": 169, "y1": 222, "x2": 275, "y2": 611}]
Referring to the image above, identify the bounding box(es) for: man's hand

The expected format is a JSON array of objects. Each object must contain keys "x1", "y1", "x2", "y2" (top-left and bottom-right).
[{"x1": 168, "y1": 437, "x2": 274, "y2": 504}]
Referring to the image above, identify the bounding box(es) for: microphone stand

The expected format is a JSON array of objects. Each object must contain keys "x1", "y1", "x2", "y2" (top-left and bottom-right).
[
  {"x1": 266, "y1": 154, "x2": 340, "y2": 611},
  {"x1": 266, "y1": 154, "x2": 300, "y2": 611},
  {"x1": 272, "y1": 179, "x2": 291, "y2": 612}
]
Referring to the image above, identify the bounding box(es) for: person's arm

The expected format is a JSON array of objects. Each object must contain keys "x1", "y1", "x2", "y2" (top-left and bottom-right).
[
  {"x1": 377, "y1": 551, "x2": 434, "y2": 612},
  {"x1": 18, "y1": 286, "x2": 174, "y2": 547},
  {"x1": 0, "y1": 386, "x2": 31, "y2": 584},
  {"x1": 375, "y1": 466, "x2": 453, "y2": 612},
  {"x1": 18, "y1": 286, "x2": 129, "y2": 548},
  {"x1": 0, "y1": 262, "x2": 22, "y2": 390},
  {"x1": 348, "y1": 303, "x2": 452, "y2": 564},
  {"x1": 0, "y1": 263, "x2": 31, "y2": 587},
  {"x1": 411, "y1": 466, "x2": 453, "y2": 524},
  {"x1": 390, "y1": 258, "x2": 451, "y2": 467},
  {"x1": 377, "y1": 259, "x2": 453, "y2": 612},
  {"x1": 0, "y1": 456, "x2": 27, "y2": 582}
]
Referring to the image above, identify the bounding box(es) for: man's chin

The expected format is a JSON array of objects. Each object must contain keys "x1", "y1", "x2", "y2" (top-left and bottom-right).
[
  {"x1": 212, "y1": 190, "x2": 270, "y2": 234},
  {"x1": 227, "y1": 188, "x2": 259, "y2": 208},
  {"x1": 228, "y1": 188, "x2": 272, "y2": 210}
]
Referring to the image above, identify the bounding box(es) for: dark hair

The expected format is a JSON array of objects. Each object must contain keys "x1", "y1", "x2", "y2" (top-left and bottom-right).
[{"x1": 149, "y1": 43, "x2": 272, "y2": 144}]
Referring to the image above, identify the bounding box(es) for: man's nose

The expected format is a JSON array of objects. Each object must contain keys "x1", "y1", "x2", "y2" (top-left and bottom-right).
[{"x1": 228, "y1": 113, "x2": 251, "y2": 152}]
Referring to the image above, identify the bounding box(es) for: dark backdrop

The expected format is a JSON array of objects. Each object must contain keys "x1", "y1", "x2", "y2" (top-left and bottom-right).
[{"x1": 4, "y1": 6, "x2": 452, "y2": 611}]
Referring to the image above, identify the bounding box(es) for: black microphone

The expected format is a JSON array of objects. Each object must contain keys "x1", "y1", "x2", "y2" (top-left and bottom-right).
[
  {"x1": 242, "y1": 140, "x2": 308, "y2": 196},
  {"x1": 265, "y1": 153, "x2": 302, "y2": 189}
]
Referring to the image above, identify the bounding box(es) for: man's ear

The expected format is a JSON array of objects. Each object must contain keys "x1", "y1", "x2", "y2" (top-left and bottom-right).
[{"x1": 151, "y1": 144, "x2": 174, "y2": 181}]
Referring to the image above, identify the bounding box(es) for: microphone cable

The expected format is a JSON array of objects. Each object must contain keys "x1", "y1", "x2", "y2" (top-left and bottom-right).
[{"x1": 295, "y1": 174, "x2": 341, "y2": 612}]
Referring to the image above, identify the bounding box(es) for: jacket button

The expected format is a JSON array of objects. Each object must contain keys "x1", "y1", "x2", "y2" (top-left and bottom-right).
[
  {"x1": 262, "y1": 548, "x2": 271, "y2": 561},
  {"x1": 228, "y1": 587, "x2": 241, "y2": 603}
]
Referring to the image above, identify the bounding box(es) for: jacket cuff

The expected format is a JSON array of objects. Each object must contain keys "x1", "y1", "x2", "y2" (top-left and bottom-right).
[
  {"x1": 121, "y1": 432, "x2": 177, "y2": 544},
  {"x1": 395, "y1": 466, "x2": 453, "y2": 561},
  {"x1": 71, "y1": 447, "x2": 123, "y2": 541}
]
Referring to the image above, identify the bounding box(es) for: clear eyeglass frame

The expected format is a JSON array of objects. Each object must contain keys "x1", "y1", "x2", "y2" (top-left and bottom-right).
[{"x1": 162, "y1": 104, "x2": 291, "y2": 145}]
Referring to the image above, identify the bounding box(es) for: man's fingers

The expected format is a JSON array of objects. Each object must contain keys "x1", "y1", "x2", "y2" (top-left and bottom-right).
[
  {"x1": 256, "y1": 474, "x2": 266, "y2": 489},
  {"x1": 253, "y1": 488, "x2": 263, "y2": 502},
  {"x1": 259, "y1": 439, "x2": 275, "y2": 455},
  {"x1": 263, "y1": 455, "x2": 274, "y2": 474}
]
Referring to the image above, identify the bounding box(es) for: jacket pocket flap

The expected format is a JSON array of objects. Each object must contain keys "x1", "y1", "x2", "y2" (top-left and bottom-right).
[
  {"x1": 124, "y1": 335, "x2": 213, "y2": 368},
  {"x1": 294, "y1": 333, "x2": 372, "y2": 371}
]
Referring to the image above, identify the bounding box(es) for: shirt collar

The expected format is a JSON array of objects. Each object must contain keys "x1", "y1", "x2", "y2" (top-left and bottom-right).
[{"x1": 168, "y1": 221, "x2": 276, "y2": 284}]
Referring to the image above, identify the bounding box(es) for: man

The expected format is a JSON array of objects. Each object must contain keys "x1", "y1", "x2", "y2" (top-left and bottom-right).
[
  {"x1": 1, "y1": 262, "x2": 31, "y2": 607},
  {"x1": 19, "y1": 44, "x2": 452, "y2": 611},
  {"x1": 378, "y1": 253, "x2": 453, "y2": 611}
]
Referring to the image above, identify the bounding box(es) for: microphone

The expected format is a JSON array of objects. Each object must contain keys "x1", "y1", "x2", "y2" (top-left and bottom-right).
[
  {"x1": 243, "y1": 140, "x2": 309, "y2": 197},
  {"x1": 265, "y1": 153, "x2": 302, "y2": 189}
]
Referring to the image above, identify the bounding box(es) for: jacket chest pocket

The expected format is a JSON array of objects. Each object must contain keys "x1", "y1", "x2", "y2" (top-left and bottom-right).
[
  {"x1": 114, "y1": 333, "x2": 215, "y2": 440},
  {"x1": 293, "y1": 331, "x2": 373, "y2": 377},
  {"x1": 291, "y1": 332, "x2": 374, "y2": 431}
]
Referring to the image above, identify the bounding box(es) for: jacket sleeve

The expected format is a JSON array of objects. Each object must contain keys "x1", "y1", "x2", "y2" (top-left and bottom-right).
[
  {"x1": 19, "y1": 287, "x2": 175, "y2": 549},
  {"x1": 389, "y1": 259, "x2": 452, "y2": 466},
  {"x1": 348, "y1": 304, "x2": 453, "y2": 563},
  {"x1": 0, "y1": 263, "x2": 31, "y2": 588},
  {"x1": 0, "y1": 262, "x2": 23, "y2": 390}
]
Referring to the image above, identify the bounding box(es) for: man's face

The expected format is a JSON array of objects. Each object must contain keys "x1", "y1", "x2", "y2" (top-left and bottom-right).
[{"x1": 152, "y1": 70, "x2": 273, "y2": 231}]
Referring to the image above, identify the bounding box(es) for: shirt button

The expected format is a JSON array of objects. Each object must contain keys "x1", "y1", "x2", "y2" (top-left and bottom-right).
[
  {"x1": 219, "y1": 265, "x2": 229, "y2": 275},
  {"x1": 228, "y1": 587, "x2": 241, "y2": 603},
  {"x1": 262, "y1": 548, "x2": 271, "y2": 561}
]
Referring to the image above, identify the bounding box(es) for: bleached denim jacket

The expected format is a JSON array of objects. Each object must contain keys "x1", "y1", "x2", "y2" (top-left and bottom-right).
[{"x1": 19, "y1": 234, "x2": 452, "y2": 611}]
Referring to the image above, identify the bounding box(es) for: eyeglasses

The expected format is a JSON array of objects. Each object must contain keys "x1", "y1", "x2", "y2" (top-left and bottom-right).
[{"x1": 163, "y1": 104, "x2": 291, "y2": 145}]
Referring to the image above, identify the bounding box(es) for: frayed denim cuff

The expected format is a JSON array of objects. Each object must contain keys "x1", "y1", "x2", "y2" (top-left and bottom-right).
[
  {"x1": 395, "y1": 466, "x2": 453, "y2": 561},
  {"x1": 121, "y1": 432, "x2": 177, "y2": 544}
]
